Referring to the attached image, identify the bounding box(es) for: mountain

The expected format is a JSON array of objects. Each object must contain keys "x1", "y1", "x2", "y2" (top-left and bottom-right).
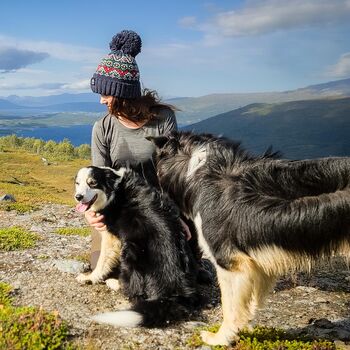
[
  {"x1": 1, "y1": 78, "x2": 350, "y2": 125},
  {"x1": 33, "y1": 102, "x2": 105, "y2": 113},
  {"x1": 183, "y1": 96, "x2": 350, "y2": 160},
  {"x1": 5, "y1": 93, "x2": 98, "y2": 107},
  {"x1": 169, "y1": 78, "x2": 350, "y2": 125},
  {"x1": 0, "y1": 99, "x2": 25, "y2": 109}
]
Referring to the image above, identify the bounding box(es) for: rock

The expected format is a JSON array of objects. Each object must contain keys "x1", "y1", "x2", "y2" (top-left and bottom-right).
[
  {"x1": 306, "y1": 318, "x2": 350, "y2": 341},
  {"x1": 0, "y1": 194, "x2": 16, "y2": 202},
  {"x1": 52, "y1": 259, "x2": 90, "y2": 274}
]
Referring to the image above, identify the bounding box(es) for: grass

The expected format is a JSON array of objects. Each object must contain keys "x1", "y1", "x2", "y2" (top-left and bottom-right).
[
  {"x1": 187, "y1": 325, "x2": 341, "y2": 350},
  {"x1": 0, "y1": 149, "x2": 89, "y2": 211},
  {"x1": 0, "y1": 282, "x2": 76, "y2": 350},
  {"x1": 0, "y1": 226, "x2": 40, "y2": 251},
  {"x1": 55, "y1": 227, "x2": 91, "y2": 237}
]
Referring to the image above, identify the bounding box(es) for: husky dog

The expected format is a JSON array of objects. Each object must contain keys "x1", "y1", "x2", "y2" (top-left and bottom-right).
[
  {"x1": 148, "y1": 131, "x2": 350, "y2": 346},
  {"x1": 74, "y1": 165, "x2": 200, "y2": 327}
]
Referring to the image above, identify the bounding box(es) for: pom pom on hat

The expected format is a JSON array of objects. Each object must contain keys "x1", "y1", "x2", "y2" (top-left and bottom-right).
[
  {"x1": 109, "y1": 30, "x2": 142, "y2": 57},
  {"x1": 90, "y1": 30, "x2": 142, "y2": 99}
]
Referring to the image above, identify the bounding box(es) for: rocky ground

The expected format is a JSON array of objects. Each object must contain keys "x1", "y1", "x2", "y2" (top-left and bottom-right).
[{"x1": 0, "y1": 204, "x2": 349, "y2": 349}]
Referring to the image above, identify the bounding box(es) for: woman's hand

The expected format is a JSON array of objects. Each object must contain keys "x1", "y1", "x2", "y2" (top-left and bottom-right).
[{"x1": 85, "y1": 211, "x2": 106, "y2": 231}]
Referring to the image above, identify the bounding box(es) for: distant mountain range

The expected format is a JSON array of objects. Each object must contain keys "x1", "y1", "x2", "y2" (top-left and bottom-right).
[
  {"x1": 1, "y1": 78, "x2": 350, "y2": 159},
  {"x1": 170, "y1": 78, "x2": 350, "y2": 124},
  {"x1": 1, "y1": 77, "x2": 350, "y2": 125},
  {"x1": 184, "y1": 96, "x2": 350, "y2": 159}
]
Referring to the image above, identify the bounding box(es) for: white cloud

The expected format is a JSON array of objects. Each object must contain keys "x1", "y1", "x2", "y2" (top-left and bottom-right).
[
  {"x1": 202, "y1": 0, "x2": 350, "y2": 37},
  {"x1": 327, "y1": 53, "x2": 350, "y2": 77},
  {"x1": 62, "y1": 79, "x2": 91, "y2": 90}
]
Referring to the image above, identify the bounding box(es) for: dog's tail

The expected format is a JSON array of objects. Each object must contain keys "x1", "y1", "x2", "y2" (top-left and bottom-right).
[{"x1": 91, "y1": 296, "x2": 199, "y2": 328}]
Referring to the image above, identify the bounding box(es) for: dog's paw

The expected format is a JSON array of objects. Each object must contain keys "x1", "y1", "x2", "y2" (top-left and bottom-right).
[
  {"x1": 105, "y1": 278, "x2": 120, "y2": 291},
  {"x1": 76, "y1": 273, "x2": 93, "y2": 284},
  {"x1": 76, "y1": 273, "x2": 103, "y2": 284},
  {"x1": 200, "y1": 330, "x2": 237, "y2": 346}
]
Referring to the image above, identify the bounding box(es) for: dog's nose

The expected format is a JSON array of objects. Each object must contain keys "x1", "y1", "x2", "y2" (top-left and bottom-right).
[{"x1": 75, "y1": 194, "x2": 83, "y2": 201}]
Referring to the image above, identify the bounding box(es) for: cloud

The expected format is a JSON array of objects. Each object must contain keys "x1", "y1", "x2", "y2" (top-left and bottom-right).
[
  {"x1": 178, "y1": 16, "x2": 197, "y2": 28},
  {"x1": 62, "y1": 79, "x2": 91, "y2": 90},
  {"x1": 0, "y1": 47, "x2": 49, "y2": 73},
  {"x1": 0, "y1": 35, "x2": 103, "y2": 63},
  {"x1": 201, "y1": 0, "x2": 350, "y2": 37},
  {"x1": 327, "y1": 53, "x2": 350, "y2": 77},
  {"x1": 0, "y1": 82, "x2": 65, "y2": 90}
]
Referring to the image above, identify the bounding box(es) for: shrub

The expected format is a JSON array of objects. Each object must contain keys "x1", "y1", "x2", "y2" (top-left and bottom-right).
[
  {"x1": 0, "y1": 282, "x2": 77, "y2": 350},
  {"x1": 187, "y1": 325, "x2": 339, "y2": 350},
  {"x1": 0, "y1": 226, "x2": 39, "y2": 251},
  {"x1": 55, "y1": 227, "x2": 90, "y2": 237}
]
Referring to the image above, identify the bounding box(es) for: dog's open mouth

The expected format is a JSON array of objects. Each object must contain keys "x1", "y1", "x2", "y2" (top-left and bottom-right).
[{"x1": 75, "y1": 194, "x2": 97, "y2": 212}]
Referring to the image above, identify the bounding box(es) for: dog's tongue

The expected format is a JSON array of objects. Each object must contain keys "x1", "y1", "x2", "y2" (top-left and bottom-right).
[{"x1": 75, "y1": 202, "x2": 89, "y2": 213}]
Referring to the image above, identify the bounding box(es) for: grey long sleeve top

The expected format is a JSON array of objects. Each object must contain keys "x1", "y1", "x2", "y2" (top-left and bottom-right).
[{"x1": 91, "y1": 108, "x2": 177, "y2": 182}]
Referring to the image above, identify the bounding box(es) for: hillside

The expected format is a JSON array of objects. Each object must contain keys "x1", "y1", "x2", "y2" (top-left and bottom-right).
[
  {"x1": 0, "y1": 151, "x2": 349, "y2": 349},
  {"x1": 183, "y1": 97, "x2": 350, "y2": 160},
  {"x1": 171, "y1": 78, "x2": 350, "y2": 125}
]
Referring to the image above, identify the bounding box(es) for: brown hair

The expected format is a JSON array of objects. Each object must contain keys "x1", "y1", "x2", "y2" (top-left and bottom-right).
[{"x1": 109, "y1": 88, "x2": 177, "y2": 123}]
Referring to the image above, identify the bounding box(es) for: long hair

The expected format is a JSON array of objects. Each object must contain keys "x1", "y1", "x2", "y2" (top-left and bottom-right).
[{"x1": 109, "y1": 88, "x2": 178, "y2": 123}]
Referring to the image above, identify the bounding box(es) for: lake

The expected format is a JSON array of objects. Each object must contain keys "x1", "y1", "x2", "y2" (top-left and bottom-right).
[{"x1": 9, "y1": 125, "x2": 93, "y2": 146}]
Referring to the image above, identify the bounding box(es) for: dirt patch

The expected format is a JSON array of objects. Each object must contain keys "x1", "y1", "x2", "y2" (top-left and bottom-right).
[{"x1": 0, "y1": 204, "x2": 349, "y2": 349}]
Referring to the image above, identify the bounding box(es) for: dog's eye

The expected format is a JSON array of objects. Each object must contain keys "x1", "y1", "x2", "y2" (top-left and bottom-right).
[{"x1": 87, "y1": 179, "x2": 97, "y2": 187}]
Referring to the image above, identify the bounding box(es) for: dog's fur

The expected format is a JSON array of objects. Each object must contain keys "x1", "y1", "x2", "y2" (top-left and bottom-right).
[
  {"x1": 149, "y1": 131, "x2": 350, "y2": 345},
  {"x1": 74, "y1": 165, "x2": 200, "y2": 327}
]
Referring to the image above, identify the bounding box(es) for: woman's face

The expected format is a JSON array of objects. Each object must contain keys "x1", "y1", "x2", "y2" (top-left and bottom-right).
[{"x1": 100, "y1": 95, "x2": 114, "y2": 112}]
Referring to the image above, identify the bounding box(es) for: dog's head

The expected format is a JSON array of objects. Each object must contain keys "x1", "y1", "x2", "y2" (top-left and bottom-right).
[
  {"x1": 74, "y1": 166, "x2": 126, "y2": 212},
  {"x1": 148, "y1": 131, "x2": 208, "y2": 181}
]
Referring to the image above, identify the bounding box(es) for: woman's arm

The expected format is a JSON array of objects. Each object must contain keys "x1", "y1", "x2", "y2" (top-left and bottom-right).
[
  {"x1": 86, "y1": 120, "x2": 109, "y2": 230},
  {"x1": 91, "y1": 121, "x2": 112, "y2": 167}
]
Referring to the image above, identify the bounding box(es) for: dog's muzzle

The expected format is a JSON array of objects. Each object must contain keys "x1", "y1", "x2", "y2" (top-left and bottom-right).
[{"x1": 75, "y1": 194, "x2": 97, "y2": 212}]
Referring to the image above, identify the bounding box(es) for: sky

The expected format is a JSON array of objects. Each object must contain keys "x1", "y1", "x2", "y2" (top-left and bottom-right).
[{"x1": 0, "y1": 0, "x2": 350, "y2": 98}]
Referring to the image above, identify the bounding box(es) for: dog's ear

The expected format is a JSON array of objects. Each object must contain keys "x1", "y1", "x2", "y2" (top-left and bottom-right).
[
  {"x1": 109, "y1": 167, "x2": 126, "y2": 190},
  {"x1": 146, "y1": 135, "x2": 168, "y2": 149}
]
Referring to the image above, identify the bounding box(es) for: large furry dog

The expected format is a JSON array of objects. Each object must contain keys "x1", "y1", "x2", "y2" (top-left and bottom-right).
[
  {"x1": 148, "y1": 131, "x2": 350, "y2": 346},
  {"x1": 74, "y1": 165, "x2": 199, "y2": 327}
]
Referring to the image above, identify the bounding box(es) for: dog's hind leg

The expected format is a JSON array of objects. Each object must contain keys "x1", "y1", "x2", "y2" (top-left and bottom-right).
[
  {"x1": 200, "y1": 255, "x2": 264, "y2": 346},
  {"x1": 248, "y1": 267, "x2": 276, "y2": 326},
  {"x1": 77, "y1": 230, "x2": 121, "y2": 284}
]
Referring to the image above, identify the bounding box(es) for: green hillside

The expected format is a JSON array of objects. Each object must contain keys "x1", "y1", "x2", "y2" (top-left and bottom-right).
[
  {"x1": 183, "y1": 97, "x2": 350, "y2": 159},
  {"x1": 170, "y1": 78, "x2": 350, "y2": 125}
]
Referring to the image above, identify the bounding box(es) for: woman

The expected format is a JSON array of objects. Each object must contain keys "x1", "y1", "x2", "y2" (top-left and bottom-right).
[{"x1": 86, "y1": 30, "x2": 211, "y2": 283}]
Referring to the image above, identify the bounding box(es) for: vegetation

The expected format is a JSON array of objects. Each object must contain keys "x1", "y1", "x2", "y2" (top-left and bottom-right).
[
  {"x1": 55, "y1": 227, "x2": 90, "y2": 237},
  {"x1": 0, "y1": 134, "x2": 91, "y2": 161},
  {"x1": 0, "y1": 226, "x2": 39, "y2": 251},
  {"x1": 0, "y1": 282, "x2": 76, "y2": 350},
  {"x1": 187, "y1": 325, "x2": 340, "y2": 350},
  {"x1": 0, "y1": 144, "x2": 89, "y2": 210},
  {"x1": 184, "y1": 96, "x2": 350, "y2": 160}
]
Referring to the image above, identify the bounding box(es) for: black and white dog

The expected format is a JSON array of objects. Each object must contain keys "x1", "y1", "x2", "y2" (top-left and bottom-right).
[
  {"x1": 148, "y1": 131, "x2": 350, "y2": 346},
  {"x1": 74, "y1": 165, "x2": 200, "y2": 327}
]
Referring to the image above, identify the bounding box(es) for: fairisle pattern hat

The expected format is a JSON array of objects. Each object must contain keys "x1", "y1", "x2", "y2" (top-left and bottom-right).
[{"x1": 90, "y1": 30, "x2": 142, "y2": 99}]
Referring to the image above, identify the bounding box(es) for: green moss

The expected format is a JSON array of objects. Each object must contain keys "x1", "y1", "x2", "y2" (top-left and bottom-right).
[
  {"x1": 0, "y1": 226, "x2": 39, "y2": 251},
  {"x1": 55, "y1": 227, "x2": 90, "y2": 237},
  {"x1": 0, "y1": 202, "x2": 38, "y2": 213},
  {"x1": 68, "y1": 253, "x2": 90, "y2": 263},
  {"x1": 187, "y1": 325, "x2": 339, "y2": 350},
  {"x1": 0, "y1": 282, "x2": 77, "y2": 350},
  {"x1": 0, "y1": 282, "x2": 13, "y2": 307},
  {"x1": 0, "y1": 305, "x2": 76, "y2": 350}
]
